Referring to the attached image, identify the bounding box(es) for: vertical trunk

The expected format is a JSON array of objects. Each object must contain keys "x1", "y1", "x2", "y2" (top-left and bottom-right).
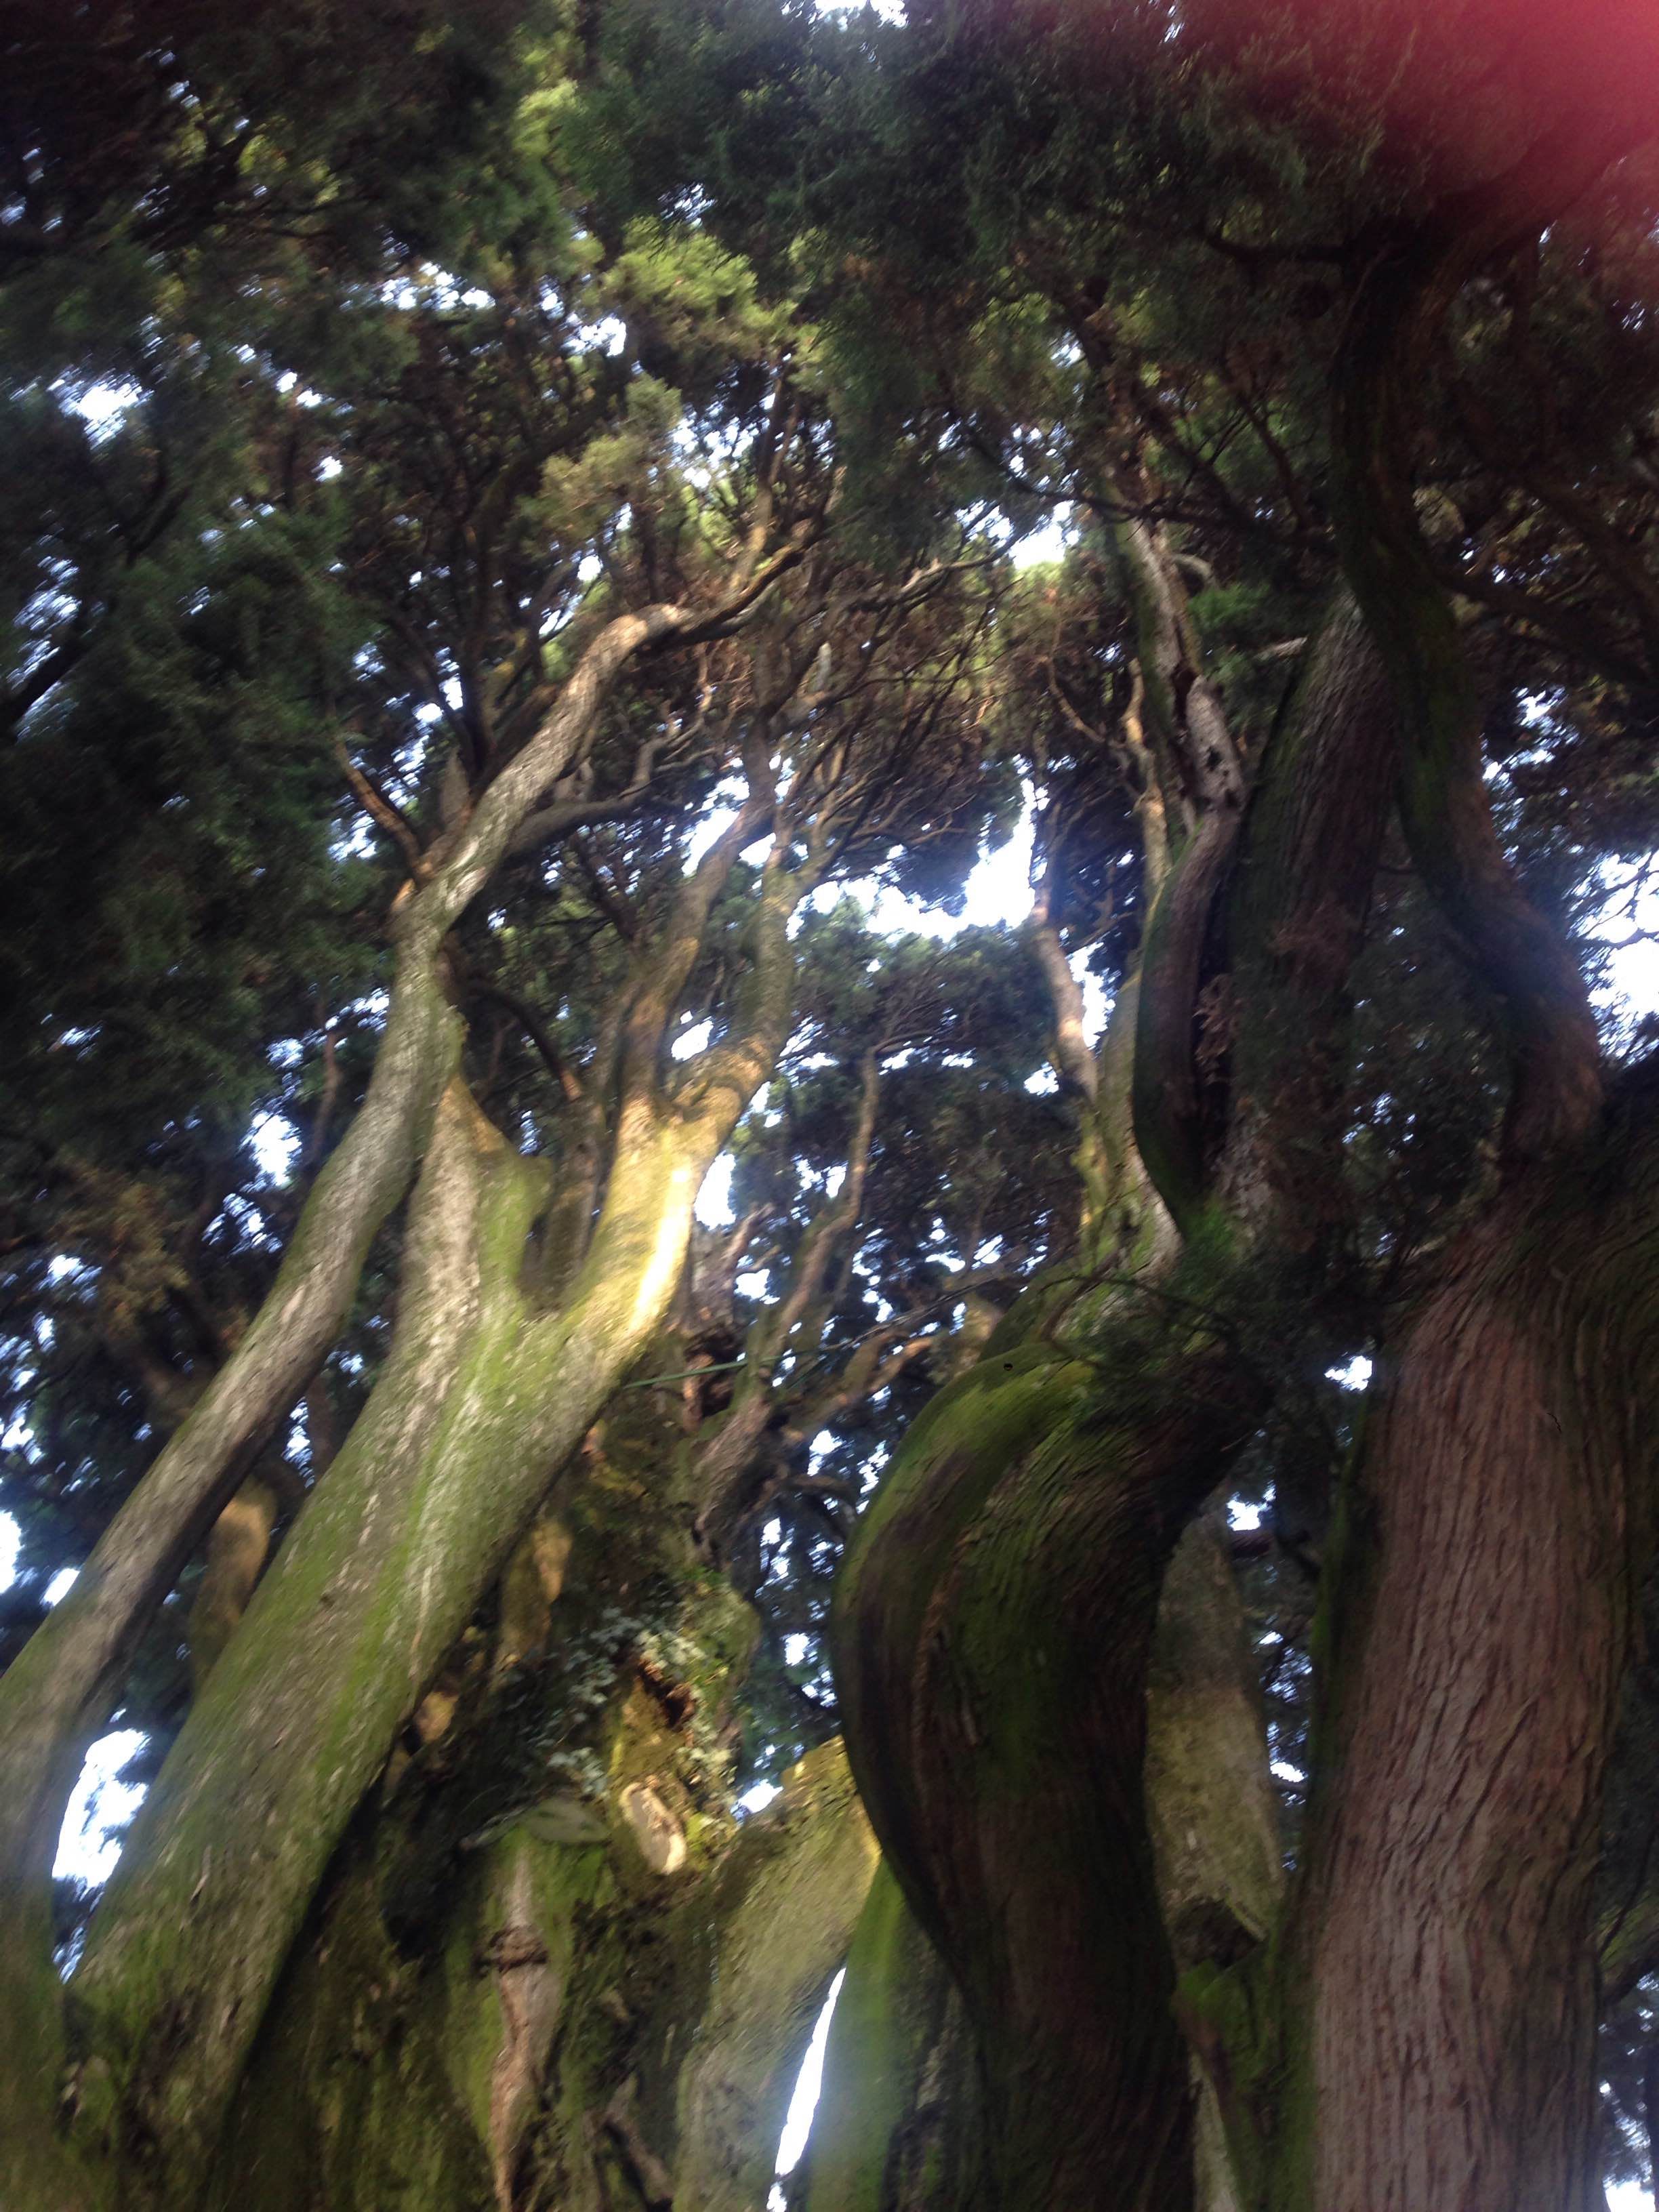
[
  {"x1": 1283, "y1": 1111, "x2": 1659, "y2": 2212},
  {"x1": 1147, "y1": 1519, "x2": 1284, "y2": 2212}
]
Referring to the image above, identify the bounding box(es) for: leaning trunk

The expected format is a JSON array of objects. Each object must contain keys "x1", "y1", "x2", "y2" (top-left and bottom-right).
[
  {"x1": 804, "y1": 1511, "x2": 1280, "y2": 2212},
  {"x1": 833, "y1": 1315, "x2": 1265, "y2": 2211},
  {"x1": 61, "y1": 1072, "x2": 755, "y2": 2197},
  {"x1": 191, "y1": 1350, "x2": 878, "y2": 2212},
  {"x1": 828, "y1": 515, "x2": 1394, "y2": 2209}
]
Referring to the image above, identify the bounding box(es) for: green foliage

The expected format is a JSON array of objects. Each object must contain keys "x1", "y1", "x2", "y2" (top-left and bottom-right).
[{"x1": 5, "y1": 6, "x2": 1659, "y2": 2200}]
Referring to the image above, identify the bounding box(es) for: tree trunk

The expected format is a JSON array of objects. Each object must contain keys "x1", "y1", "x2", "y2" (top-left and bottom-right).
[
  {"x1": 833, "y1": 1315, "x2": 1267, "y2": 2212},
  {"x1": 0, "y1": 587, "x2": 791, "y2": 2207},
  {"x1": 827, "y1": 513, "x2": 1394, "y2": 2212},
  {"x1": 1237, "y1": 173, "x2": 1659, "y2": 2210},
  {"x1": 1279, "y1": 1103, "x2": 1659, "y2": 2211},
  {"x1": 804, "y1": 1513, "x2": 1279, "y2": 2212},
  {"x1": 204, "y1": 1732, "x2": 874, "y2": 2212},
  {"x1": 61, "y1": 1073, "x2": 761, "y2": 2196},
  {"x1": 1147, "y1": 1519, "x2": 1284, "y2": 2212},
  {"x1": 797, "y1": 1860, "x2": 976, "y2": 2212},
  {"x1": 188, "y1": 1403, "x2": 876, "y2": 2212}
]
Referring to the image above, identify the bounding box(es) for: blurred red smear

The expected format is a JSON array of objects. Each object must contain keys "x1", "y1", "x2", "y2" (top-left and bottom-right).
[{"x1": 1180, "y1": 0, "x2": 1659, "y2": 203}]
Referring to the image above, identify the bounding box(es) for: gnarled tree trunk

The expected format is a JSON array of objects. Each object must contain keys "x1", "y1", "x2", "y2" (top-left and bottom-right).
[{"x1": 830, "y1": 529, "x2": 1397, "y2": 2211}]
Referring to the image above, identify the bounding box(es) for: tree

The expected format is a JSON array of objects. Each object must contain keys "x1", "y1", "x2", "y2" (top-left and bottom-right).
[
  {"x1": 0, "y1": 10, "x2": 1003, "y2": 2198},
  {"x1": 777, "y1": 5, "x2": 1659, "y2": 2209},
  {"x1": 8, "y1": 3, "x2": 1659, "y2": 2210}
]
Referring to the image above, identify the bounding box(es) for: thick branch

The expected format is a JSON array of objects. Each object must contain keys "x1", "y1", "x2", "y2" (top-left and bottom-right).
[{"x1": 1328, "y1": 182, "x2": 1609, "y2": 1160}]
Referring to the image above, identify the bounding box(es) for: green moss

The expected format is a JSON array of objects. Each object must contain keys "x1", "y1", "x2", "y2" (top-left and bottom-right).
[
  {"x1": 1175, "y1": 1949, "x2": 1282, "y2": 2212},
  {"x1": 800, "y1": 1861, "x2": 953, "y2": 2212},
  {"x1": 201, "y1": 1841, "x2": 497, "y2": 2212}
]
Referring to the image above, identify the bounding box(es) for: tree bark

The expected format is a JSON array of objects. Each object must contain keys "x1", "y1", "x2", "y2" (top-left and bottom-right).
[
  {"x1": 804, "y1": 1512, "x2": 1279, "y2": 2212},
  {"x1": 797, "y1": 1860, "x2": 975, "y2": 2212},
  {"x1": 165, "y1": 1292, "x2": 878, "y2": 2212},
  {"x1": 1284, "y1": 1097, "x2": 1659, "y2": 2212},
  {"x1": 1147, "y1": 1518, "x2": 1284, "y2": 2212},
  {"x1": 834, "y1": 1319, "x2": 1267, "y2": 2212},
  {"x1": 64, "y1": 1050, "x2": 781, "y2": 2194},
  {"x1": 205, "y1": 1722, "x2": 874, "y2": 2212},
  {"x1": 830, "y1": 539, "x2": 1395, "y2": 2212},
  {"x1": 0, "y1": 592, "x2": 766, "y2": 2204}
]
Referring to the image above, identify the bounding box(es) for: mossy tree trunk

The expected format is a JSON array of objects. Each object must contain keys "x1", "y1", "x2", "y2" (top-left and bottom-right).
[
  {"x1": 196, "y1": 1362, "x2": 880, "y2": 2212},
  {"x1": 0, "y1": 491, "x2": 1010, "y2": 2211},
  {"x1": 0, "y1": 580, "x2": 867, "y2": 2209},
  {"x1": 827, "y1": 519, "x2": 1399, "y2": 2211},
  {"x1": 58, "y1": 836, "x2": 813, "y2": 2205},
  {"x1": 796, "y1": 1860, "x2": 977, "y2": 2212},
  {"x1": 815, "y1": 172, "x2": 1659, "y2": 2212},
  {"x1": 809, "y1": 1510, "x2": 1281, "y2": 2212}
]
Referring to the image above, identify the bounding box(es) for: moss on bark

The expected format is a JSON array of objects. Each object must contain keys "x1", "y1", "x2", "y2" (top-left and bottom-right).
[{"x1": 797, "y1": 1860, "x2": 975, "y2": 2212}]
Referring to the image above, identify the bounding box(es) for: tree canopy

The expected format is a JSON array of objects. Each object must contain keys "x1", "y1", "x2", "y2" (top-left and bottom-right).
[{"x1": 5, "y1": 5, "x2": 1659, "y2": 2209}]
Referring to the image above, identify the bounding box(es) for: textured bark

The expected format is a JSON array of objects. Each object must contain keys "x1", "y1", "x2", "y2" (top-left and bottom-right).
[
  {"x1": 0, "y1": 589, "x2": 790, "y2": 2205},
  {"x1": 834, "y1": 1326, "x2": 1266, "y2": 2212},
  {"x1": 829, "y1": 545, "x2": 1396, "y2": 2212},
  {"x1": 204, "y1": 1727, "x2": 874, "y2": 2212},
  {"x1": 64, "y1": 1076, "x2": 757, "y2": 2194},
  {"x1": 1327, "y1": 210, "x2": 1605, "y2": 1166},
  {"x1": 647, "y1": 1739, "x2": 880, "y2": 2212},
  {"x1": 1215, "y1": 593, "x2": 1395, "y2": 1251},
  {"x1": 0, "y1": 593, "x2": 693, "y2": 1900},
  {"x1": 0, "y1": 945, "x2": 461, "y2": 2187},
  {"x1": 1258, "y1": 158, "x2": 1659, "y2": 2210},
  {"x1": 804, "y1": 1513, "x2": 1277, "y2": 2212},
  {"x1": 1147, "y1": 1519, "x2": 1283, "y2": 2212},
  {"x1": 28, "y1": 655, "x2": 815, "y2": 2203},
  {"x1": 1287, "y1": 1099, "x2": 1659, "y2": 2212},
  {"x1": 178, "y1": 1318, "x2": 873, "y2": 2212}
]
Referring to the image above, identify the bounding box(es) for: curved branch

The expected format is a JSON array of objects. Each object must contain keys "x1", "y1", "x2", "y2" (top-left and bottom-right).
[{"x1": 1328, "y1": 190, "x2": 1608, "y2": 1161}]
